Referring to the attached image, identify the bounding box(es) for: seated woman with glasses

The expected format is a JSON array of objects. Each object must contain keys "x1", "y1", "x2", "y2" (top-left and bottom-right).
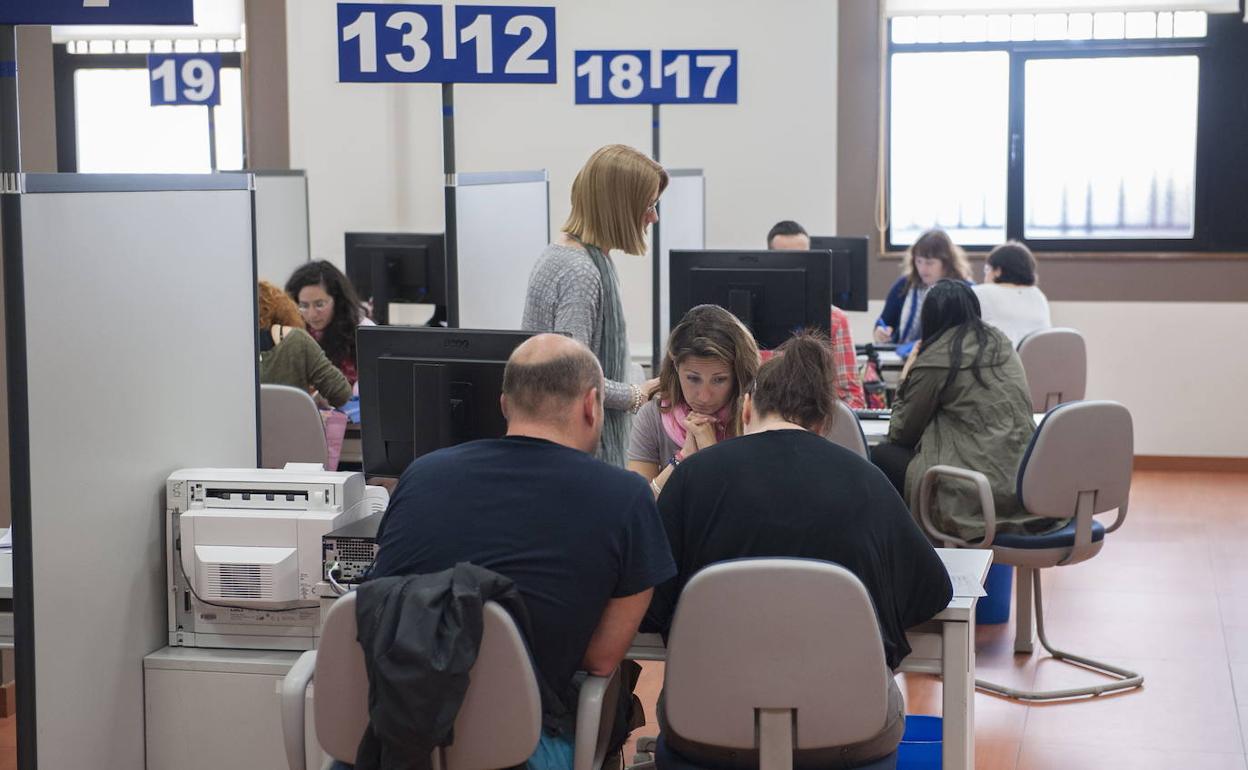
[
  {"x1": 643, "y1": 331, "x2": 951, "y2": 766},
  {"x1": 257, "y1": 281, "x2": 352, "y2": 408},
  {"x1": 627, "y1": 304, "x2": 760, "y2": 499},
  {"x1": 285, "y1": 260, "x2": 375, "y2": 385}
]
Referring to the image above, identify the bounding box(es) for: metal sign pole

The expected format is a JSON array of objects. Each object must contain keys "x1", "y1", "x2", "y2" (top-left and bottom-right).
[
  {"x1": 442, "y1": 83, "x2": 460, "y2": 327},
  {"x1": 650, "y1": 103, "x2": 661, "y2": 372},
  {"x1": 207, "y1": 105, "x2": 218, "y2": 172},
  {"x1": 0, "y1": 23, "x2": 36, "y2": 770}
]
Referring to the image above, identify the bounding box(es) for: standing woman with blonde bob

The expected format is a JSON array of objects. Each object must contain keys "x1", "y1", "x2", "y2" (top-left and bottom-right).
[{"x1": 522, "y1": 144, "x2": 668, "y2": 466}]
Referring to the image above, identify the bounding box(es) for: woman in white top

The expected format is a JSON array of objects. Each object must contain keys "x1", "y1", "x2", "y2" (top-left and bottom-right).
[{"x1": 973, "y1": 241, "x2": 1052, "y2": 348}]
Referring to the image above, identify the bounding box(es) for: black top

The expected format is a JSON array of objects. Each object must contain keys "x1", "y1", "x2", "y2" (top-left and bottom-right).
[
  {"x1": 644, "y1": 429, "x2": 953, "y2": 669},
  {"x1": 372, "y1": 435, "x2": 676, "y2": 700}
]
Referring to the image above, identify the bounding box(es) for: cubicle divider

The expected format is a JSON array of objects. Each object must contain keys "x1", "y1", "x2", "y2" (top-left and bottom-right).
[
  {"x1": 2, "y1": 174, "x2": 259, "y2": 769},
  {"x1": 652, "y1": 169, "x2": 705, "y2": 368},
  {"x1": 446, "y1": 170, "x2": 549, "y2": 330},
  {"x1": 235, "y1": 169, "x2": 311, "y2": 285}
]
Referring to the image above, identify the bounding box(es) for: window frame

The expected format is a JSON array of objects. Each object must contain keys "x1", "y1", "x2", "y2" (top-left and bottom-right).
[
  {"x1": 885, "y1": 31, "x2": 1210, "y2": 253},
  {"x1": 53, "y1": 45, "x2": 245, "y2": 173}
]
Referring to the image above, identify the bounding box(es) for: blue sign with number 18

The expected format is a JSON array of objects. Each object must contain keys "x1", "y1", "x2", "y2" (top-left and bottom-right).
[{"x1": 574, "y1": 49, "x2": 737, "y2": 105}]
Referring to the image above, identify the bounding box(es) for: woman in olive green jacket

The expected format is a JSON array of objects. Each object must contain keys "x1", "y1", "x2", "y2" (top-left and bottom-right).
[{"x1": 872, "y1": 280, "x2": 1059, "y2": 542}]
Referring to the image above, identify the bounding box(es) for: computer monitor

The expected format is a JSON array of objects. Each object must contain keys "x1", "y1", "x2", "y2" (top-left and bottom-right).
[
  {"x1": 669, "y1": 250, "x2": 832, "y2": 349},
  {"x1": 356, "y1": 326, "x2": 536, "y2": 476},
  {"x1": 344, "y1": 232, "x2": 448, "y2": 325},
  {"x1": 809, "y1": 236, "x2": 869, "y2": 312}
]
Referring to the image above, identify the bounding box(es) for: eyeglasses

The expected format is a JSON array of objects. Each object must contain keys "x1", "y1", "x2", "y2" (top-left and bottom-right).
[
  {"x1": 645, "y1": 203, "x2": 658, "y2": 216},
  {"x1": 298, "y1": 299, "x2": 332, "y2": 312}
]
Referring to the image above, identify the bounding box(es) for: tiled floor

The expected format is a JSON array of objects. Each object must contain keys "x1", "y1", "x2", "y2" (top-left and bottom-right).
[
  {"x1": 628, "y1": 470, "x2": 1248, "y2": 770},
  {"x1": 0, "y1": 470, "x2": 1243, "y2": 769}
]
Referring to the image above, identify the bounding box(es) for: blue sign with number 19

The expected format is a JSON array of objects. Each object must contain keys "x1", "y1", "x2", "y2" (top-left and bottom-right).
[{"x1": 149, "y1": 54, "x2": 221, "y2": 107}]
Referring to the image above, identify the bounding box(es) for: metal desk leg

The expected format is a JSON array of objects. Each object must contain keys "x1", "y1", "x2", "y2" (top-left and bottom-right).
[{"x1": 942, "y1": 619, "x2": 975, "y2": 770}]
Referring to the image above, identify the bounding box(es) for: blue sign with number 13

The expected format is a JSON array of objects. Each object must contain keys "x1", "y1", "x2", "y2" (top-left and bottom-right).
[{"x1": 337, "y1": 3, "x2": 556, "y2": 84}]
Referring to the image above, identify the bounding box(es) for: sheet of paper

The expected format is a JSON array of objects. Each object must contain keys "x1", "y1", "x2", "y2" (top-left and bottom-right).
[
  {"x1": 0, "y1": 528, "x2": 11, "y2": 550},
  {"x1": 952, "y1": 572, "x2": 987, "y2": 598}
]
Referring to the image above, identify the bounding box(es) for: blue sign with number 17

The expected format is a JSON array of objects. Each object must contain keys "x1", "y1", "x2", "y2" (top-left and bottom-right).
[{"x1": 574, "y1": 49, "x2": 737, "y2": 105}]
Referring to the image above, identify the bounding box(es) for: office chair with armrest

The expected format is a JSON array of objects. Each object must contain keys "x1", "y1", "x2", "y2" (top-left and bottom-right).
[
  {"x1": 260, "y1": 384, "x2": 329, "y2": 469},
  {"x1": 824, "y1": 399, "x2": 870, "y2": 460},
  {"x1": 1016, "y1": 327, "x2": 1087, "y2": 413},
  {"x1": 658, "y1": 559, "x2": 900, "y2": 770},
  {"x1": 280, "y1": 592, "x2": 621, "y2": 770},
  {"x1": 915, "y1": 400, "x2": 1142, "y2": 701}
]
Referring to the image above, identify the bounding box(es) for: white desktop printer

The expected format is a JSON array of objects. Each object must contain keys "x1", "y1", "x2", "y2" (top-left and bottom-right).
[{"x1": 166, "y1": 466, "x2": 377, "y2": 650}]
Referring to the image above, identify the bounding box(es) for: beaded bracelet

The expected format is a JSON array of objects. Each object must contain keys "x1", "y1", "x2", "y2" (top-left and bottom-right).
[{"x1": 629, "y1": 384, "x2": 645, "y2": 414}]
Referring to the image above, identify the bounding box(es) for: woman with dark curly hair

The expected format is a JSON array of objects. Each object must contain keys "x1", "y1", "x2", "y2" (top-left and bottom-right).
[
  {"x1": 285, "y1": 261, "x2": 374, "y2": 385},
  {"x1": 257, "y1": 281, "x2": 352, "y2": 408}
]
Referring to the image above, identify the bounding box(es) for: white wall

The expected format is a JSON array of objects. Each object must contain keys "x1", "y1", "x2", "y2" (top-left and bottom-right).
[
  {"x1": 286, "y1": 0, "x2": 839, "y2": 352},
  {"x1": 286, "y1": 3, "x2": 1247, "y2": 458},
  {"x1": 847, "y1": 300, "x2": 1248, "y2": 458}
]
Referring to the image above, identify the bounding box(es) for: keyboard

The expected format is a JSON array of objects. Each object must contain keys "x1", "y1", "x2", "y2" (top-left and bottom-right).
[
  {"x1": 854, "y1": 408, "x2": 892, "y2": 421},
  {"x1": 855, "y1": 343, "x2": 899, "y2": 354}
]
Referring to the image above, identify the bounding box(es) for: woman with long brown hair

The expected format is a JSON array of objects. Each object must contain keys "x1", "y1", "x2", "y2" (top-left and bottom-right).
[
  {"x1": 627, "y1": 304, "x2": 760, "y2": 498},
  {"x1": 874, "y1": 228, "x2": 972, "y2": 345}
]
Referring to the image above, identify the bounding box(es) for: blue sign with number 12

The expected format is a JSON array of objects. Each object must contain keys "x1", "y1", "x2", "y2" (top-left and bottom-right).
[
  {"x1": 149, "y1": 54, "x2": 221, "y2": 107},
  {"x1": 337, "y1": 3, "x2": 556, "y2": 84}
]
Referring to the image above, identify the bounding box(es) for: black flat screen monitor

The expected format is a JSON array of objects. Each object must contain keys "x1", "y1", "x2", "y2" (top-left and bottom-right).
[
  {"x1": 345, "y1": 232, "x2": 447, "y2": 325},
  {"x1": 669, "y1": 250, "x2": 832, "y2": 350},
  {"x1": 809, "y1": 236, "x2": 869, "y2": 312},
  {"x1": 356, "y1": 326, "x2": 536, "y2": 476}
]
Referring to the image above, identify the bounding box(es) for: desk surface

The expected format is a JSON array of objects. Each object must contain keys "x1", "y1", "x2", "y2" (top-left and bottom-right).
[
  {"x1": 931, "y1": 547, "x2": 993, "y2": 621},
  {"x1": 0, "y1": 552, "x2": 10, "y2": 599},
  {"x1": 861, "y1": 413, "x2": 1046, "y2": 445}
]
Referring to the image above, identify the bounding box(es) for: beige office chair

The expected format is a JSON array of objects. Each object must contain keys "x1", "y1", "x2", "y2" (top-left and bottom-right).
[
  {"x1": 260, "y1": 384, "x2": 328, "y2": 469},
  {"x1": 1016, "y1": 327, "x2": 1086, "y2": 412},
  {"x1": 823, "y1": 399, "x2": 869, "y2": 459},
  {"x1": 660, "y1": 559, "x2": 900, "y2": 770},
  {"x1": 280, "y1": 592, "x2": 620, "y2": 770},
  {"x1": 915, "y1": 400, "x2": 1142, "y2": 701}
]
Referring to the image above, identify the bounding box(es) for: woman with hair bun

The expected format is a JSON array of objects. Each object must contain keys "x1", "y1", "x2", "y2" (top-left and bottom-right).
[{"x1": 644, "y1": 332, "x2": 952, "y2": 770}]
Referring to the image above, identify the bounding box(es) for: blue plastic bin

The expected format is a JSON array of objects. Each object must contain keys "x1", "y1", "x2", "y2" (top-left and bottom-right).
[
  {"x1": 975, "y1": 563, "x2": 1014, "y2": 625},
  {"x1": 897, "y1": 714, "x2": 942, "y2": 769}
]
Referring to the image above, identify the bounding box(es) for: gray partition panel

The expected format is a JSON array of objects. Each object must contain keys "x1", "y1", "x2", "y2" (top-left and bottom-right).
[
  {"x1": 655, "y1": 170, "x2": 705, "y2": 359},
  {"x1": 242, "y1": 171, "x2": 311, "y2": 284},
  {"x1": 12, "y1": 179, "x2": 258, "y2": 769},
  {"x1": 451, "y1": 170, "x2": 549, "y2": 330}
]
